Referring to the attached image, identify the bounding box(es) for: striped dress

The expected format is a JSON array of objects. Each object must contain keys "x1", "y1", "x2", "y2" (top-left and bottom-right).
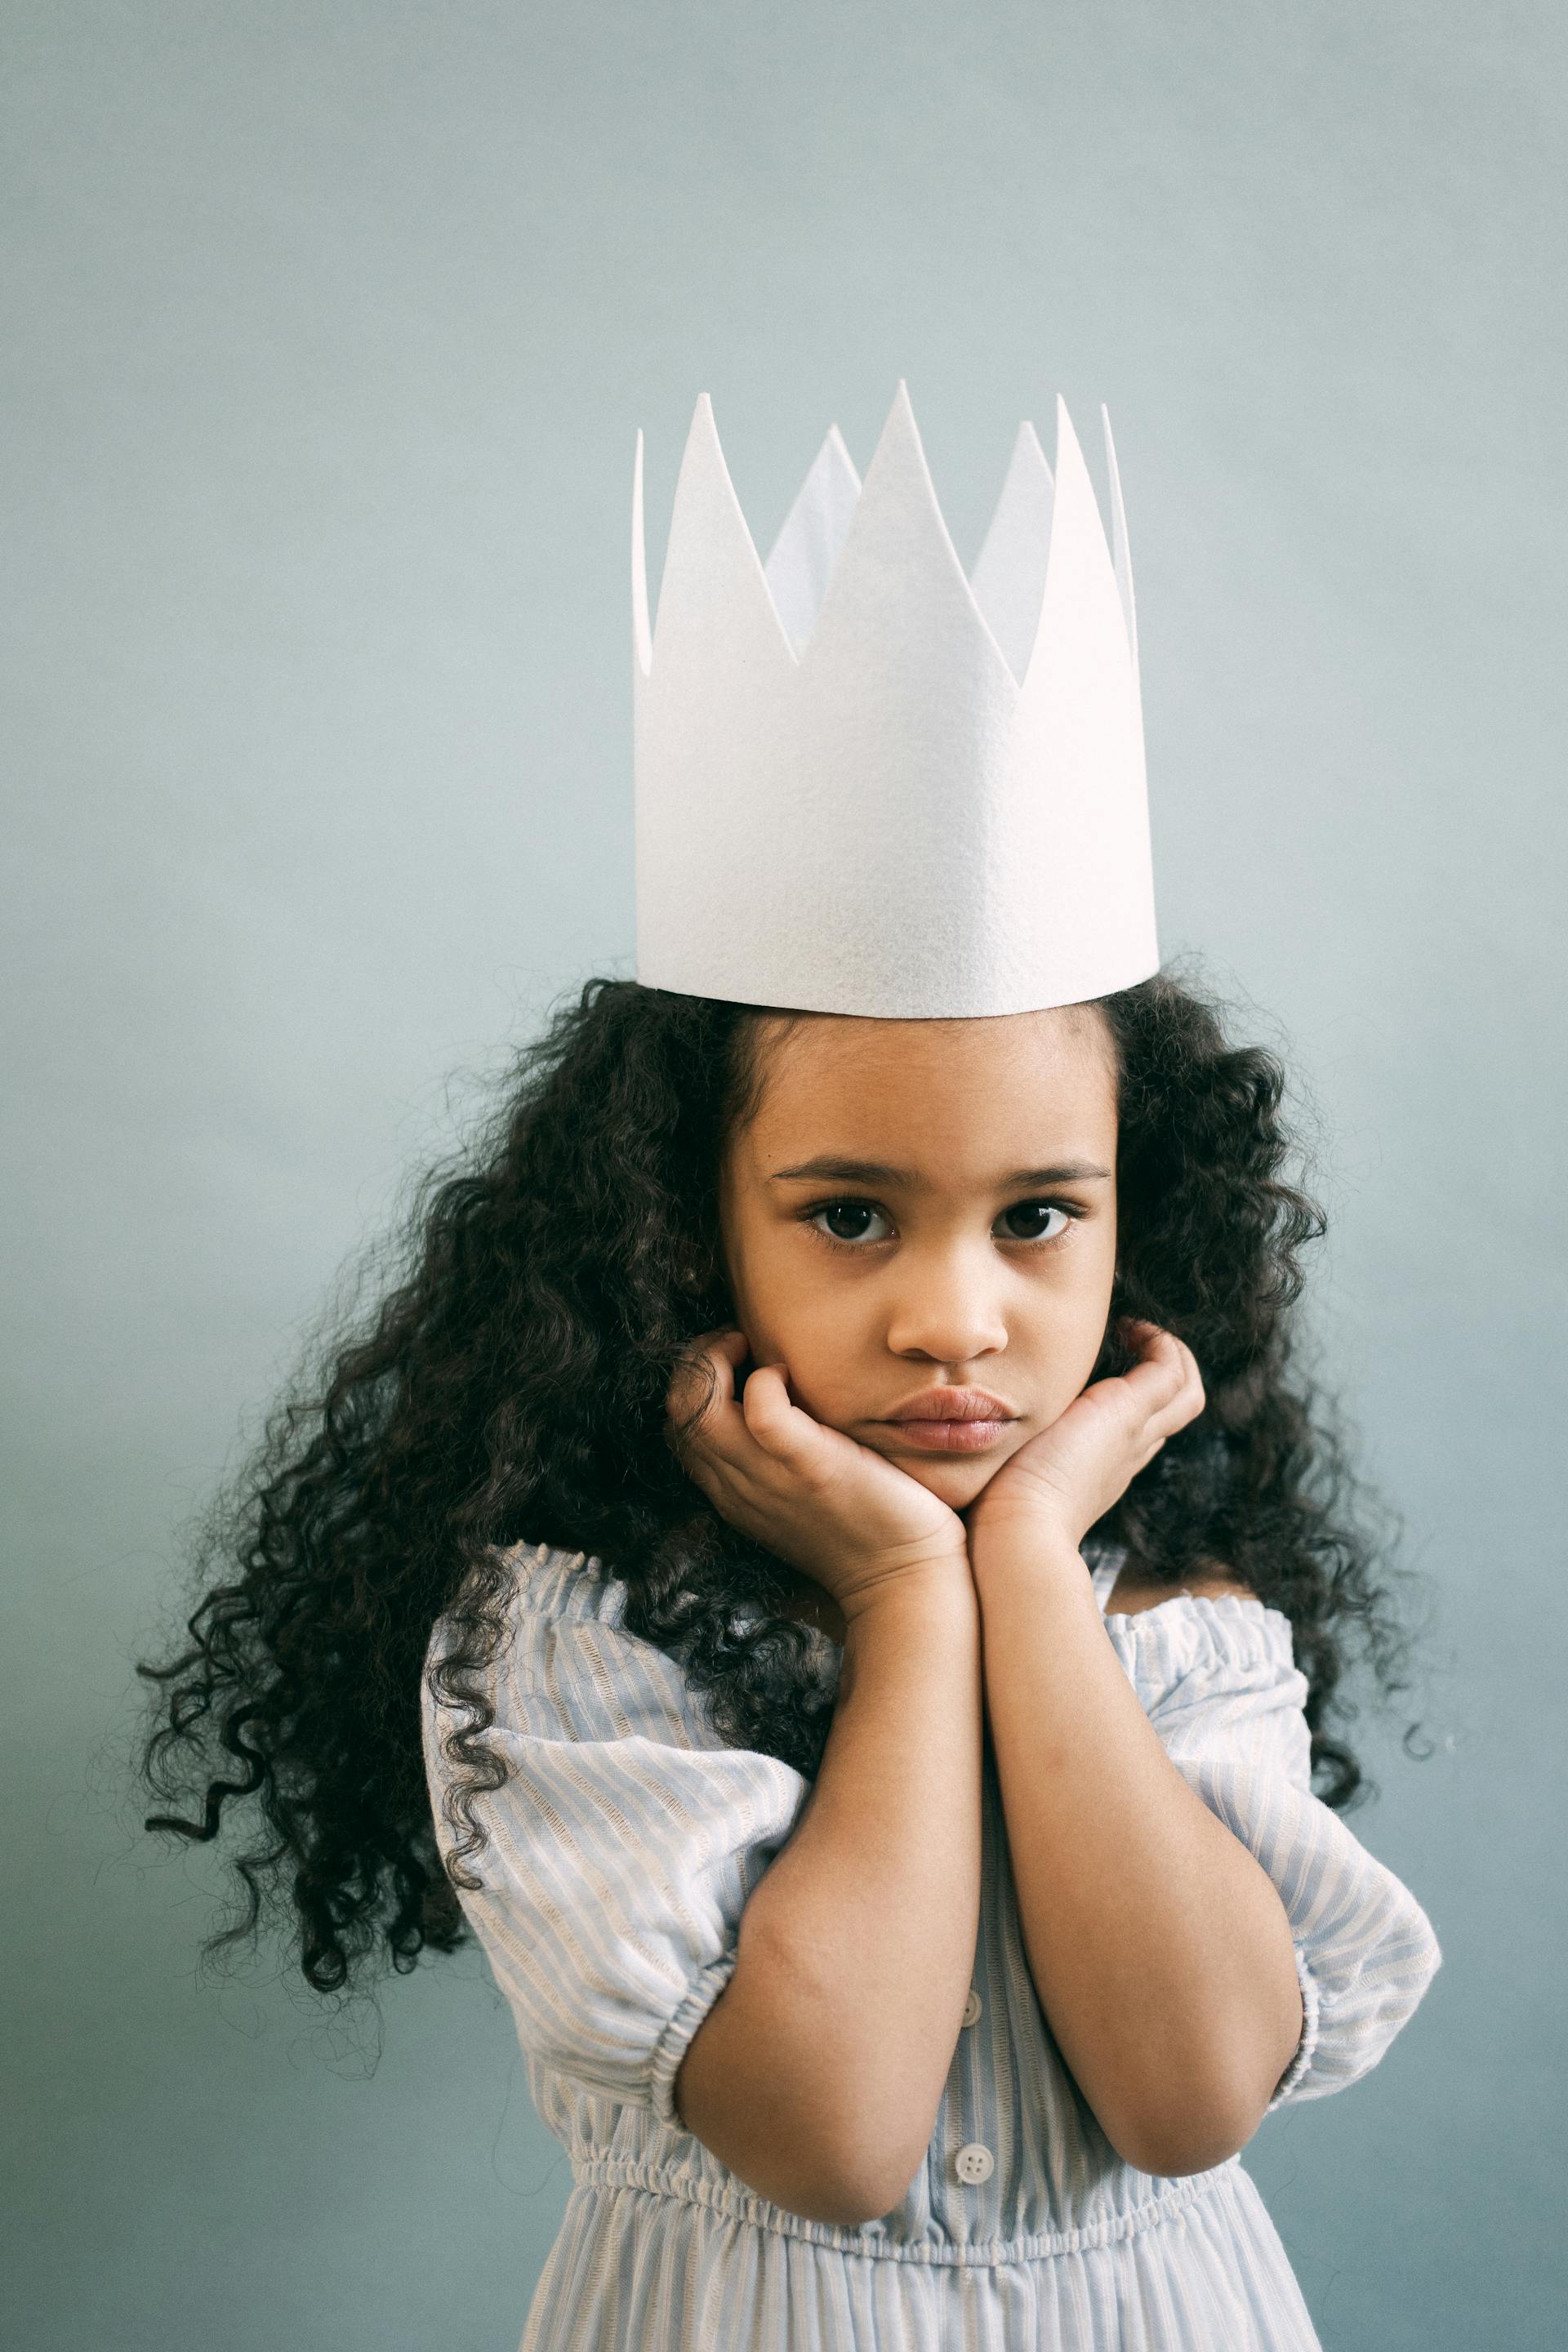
[{"x1": 421, "y1": 1539, "x2": 1441, "y2": 2352}]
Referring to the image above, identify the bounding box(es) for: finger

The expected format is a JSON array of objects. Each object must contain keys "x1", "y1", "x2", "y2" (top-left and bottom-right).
[
  {"x1": 1134, "y1": 1372, "x2": 1200, "y2": 1464},
  {"x1": 1165, "y1": 1336, "x2": 1205, "y2": 1406},
  {"x1": 739, "y1": 1361, "x2": 813, "y2": 1458},
  {"x1": 1113, "y1": 1324, "x2": 1189, "y2": 1415},
  {"x1": 1104, "y1": 1328, "x2": 1200, "y2": 1452},
  {"x1": 1122, "y1": 1319, "x2": 1183, "y2": 1371},
  {"x1": 1132, "y1": 1433, "x2": 1168, "y2": 1478},
  {"x1": 1144, "y1": 1343, "x2": 1207, "y2": 1442}
]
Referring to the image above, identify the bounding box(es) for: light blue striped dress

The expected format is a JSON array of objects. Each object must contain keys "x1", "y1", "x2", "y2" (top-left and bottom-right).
[{"x1": 421, "y1": 1539, "x2": 1441, "y2": 2351}]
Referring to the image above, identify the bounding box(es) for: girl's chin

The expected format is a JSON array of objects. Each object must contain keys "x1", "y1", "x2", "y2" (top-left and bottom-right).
[{"x1": 898, "y1": 1449, "x2": 1016, "y2": 1496}]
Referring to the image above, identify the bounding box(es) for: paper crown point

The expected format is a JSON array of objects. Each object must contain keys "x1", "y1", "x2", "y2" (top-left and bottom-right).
[{"x1": 631, "y1": 384, "x2": 1158, "y2": 1019}]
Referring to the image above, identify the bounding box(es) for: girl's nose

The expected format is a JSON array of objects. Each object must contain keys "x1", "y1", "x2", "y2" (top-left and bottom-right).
[{"x1": 883, "y1": 1251, "x2": 1009, "y2": 1365}]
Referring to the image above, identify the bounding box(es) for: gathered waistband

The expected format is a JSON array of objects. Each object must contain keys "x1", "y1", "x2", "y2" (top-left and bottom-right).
[{"x1": 568, "y1": 2153, "x2": 1241, "y2": 2267}]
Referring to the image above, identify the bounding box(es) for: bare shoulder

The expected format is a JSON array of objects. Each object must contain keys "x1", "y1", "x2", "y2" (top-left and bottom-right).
[{"x1": 1104, "y1": 1557, "x2": 1254, "y2": 1615}]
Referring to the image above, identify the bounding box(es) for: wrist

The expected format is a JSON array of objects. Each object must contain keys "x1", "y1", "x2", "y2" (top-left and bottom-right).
[
  {"x1": 836, "y1": 1548, "x2": 975, "y2": 1634},
  {"x1": 966, "y1": 1512, "x2": 1089, "y2": 1585}
]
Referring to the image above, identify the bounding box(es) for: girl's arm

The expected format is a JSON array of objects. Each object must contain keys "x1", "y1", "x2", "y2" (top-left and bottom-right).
[
  {"x1": 675, "y1": 1557, "x2": 983, "y2": 2227},
  {"x1": 970, "y1": 1525, "x2": 1303, "y2": 2177},
  {"x1": 666, "y1": 1330, "x2": 986, "y2": 2226}
]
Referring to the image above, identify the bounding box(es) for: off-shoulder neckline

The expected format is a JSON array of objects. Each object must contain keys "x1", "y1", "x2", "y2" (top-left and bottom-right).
[
  {"x1": 1091, "y1": 1544, "x2": 1285, "y2": 1629},
  {"x1": 792, "y1": 1581, "x2": 1285, "y2": 1658},
  {"x1": 497, "y1": 1538, "x2": 1290, "y2": 1649},
  {"x1": 1102, "y1": 1588, "x2": 1280, "y2": 1627}
]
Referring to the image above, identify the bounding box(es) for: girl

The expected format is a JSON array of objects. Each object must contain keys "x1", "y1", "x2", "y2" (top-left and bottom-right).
[{"x1": 139, "y1": 389, "x2": 1441, "y2": 2350}]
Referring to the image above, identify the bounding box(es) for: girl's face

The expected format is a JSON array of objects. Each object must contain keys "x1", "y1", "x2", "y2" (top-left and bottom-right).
[{"x1": 718, "y1": 1004, "x2": 1120, "y2": 1512}]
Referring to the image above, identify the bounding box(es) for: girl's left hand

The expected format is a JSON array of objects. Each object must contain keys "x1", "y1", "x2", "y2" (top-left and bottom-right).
[{"x1": 964, "y1": 1319, "x2": 1205, "y2": 1552}]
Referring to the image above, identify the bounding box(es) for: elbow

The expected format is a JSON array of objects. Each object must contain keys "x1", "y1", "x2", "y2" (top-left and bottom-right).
[
  {"x1": 1108, "y1": 2111, "x2": 1258, "y2": 2179},
  {"x1": 677, "y1": 2056, "x2": 922, "y2": 2229},
  {"x1": 786, "y1": 2172, "x2": 903, "y2": 2232},
  {"x1": 795, "y1": 2129, "x2": 926, "y2": 2230},
  {"x1": 1102, "y1": 2075, "x2": 1271, "y2": 2180},
  {"x1": 1108, "y1": 1953, "x2": 1312, "y2": 2176},
  {"x1": 736, "y1": 2142, "x2": 918, "y2": 2231},
  {"x1": 674, "y1": 2127, "x2": 896, "y2": 2230}
]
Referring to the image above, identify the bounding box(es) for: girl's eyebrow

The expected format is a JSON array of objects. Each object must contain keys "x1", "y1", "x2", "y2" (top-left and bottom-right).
[{"x1": 768, "y1": 1156, "x2": 1113, "y2": 1187}]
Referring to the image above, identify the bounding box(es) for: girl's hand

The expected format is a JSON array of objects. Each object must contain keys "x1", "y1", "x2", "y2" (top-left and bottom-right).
[
  {"x1": 965, "y1": 1320, "x2": 1205, "y2": 1552},
  {"x1": 666, "y1": 1329, "x2": 970, "y2": 1618}
]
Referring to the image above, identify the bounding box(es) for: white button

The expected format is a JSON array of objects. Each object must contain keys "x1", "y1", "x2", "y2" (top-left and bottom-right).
[
  {"x1": 961, "y1": 1989, "x2": 982, "y2": 2028},
  {"x1": 954, "y1": 2141, "x2": 994, "y2": 2185}
]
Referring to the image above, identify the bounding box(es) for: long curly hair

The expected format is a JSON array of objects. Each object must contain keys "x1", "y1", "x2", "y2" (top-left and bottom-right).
[{"x1": 136, "y1": 968, "x2": 1421, "y2": 1998}]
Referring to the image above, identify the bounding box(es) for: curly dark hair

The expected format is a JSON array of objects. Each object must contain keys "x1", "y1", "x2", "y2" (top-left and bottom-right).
[{"x1": 136, "y1": 967, "x2": 1421, "y2": 1998}]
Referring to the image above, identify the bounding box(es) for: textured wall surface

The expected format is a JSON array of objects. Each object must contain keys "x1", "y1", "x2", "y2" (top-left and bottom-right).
[{"x1": 4, "y1": 5, "x2": 1562, "y2": 2345}]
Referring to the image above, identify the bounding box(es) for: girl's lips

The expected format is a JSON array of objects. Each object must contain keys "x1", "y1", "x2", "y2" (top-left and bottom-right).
[
  {"x1": 881, "y1": 1418, "x2": 1014, "y2": 1453},
  {"x1": 884, "y1": 1384, "x2": 1015, "y2": 1420}
]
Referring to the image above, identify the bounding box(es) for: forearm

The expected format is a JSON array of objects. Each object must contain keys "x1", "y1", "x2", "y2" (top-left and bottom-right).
[
  {"x1": 973, "y1": 1528, "x2": 1303, "y2": 2176},
  {"x1": 677, "y1": 1566, "x2": 983, "y2": 2221}
]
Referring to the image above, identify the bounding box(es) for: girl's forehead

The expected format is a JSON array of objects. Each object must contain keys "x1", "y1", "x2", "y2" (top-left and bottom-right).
[
  {"x1": 752, "y1": 1001, "x2": 1114, "y2": 1089},
  {"x1": 737, "y1": 1004, "x2": 1119, "y2": 1163}
]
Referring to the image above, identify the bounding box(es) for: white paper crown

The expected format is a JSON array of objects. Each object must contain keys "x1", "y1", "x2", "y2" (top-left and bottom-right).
[{"x1": 631, "y1": 382, "x2": 1158, "y2": 1019}]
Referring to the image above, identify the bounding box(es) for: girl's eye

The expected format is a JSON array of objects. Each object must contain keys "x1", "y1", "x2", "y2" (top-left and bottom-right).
[
  {"x1": 810, "y1": 1201, "x2": 893, "y2": 1245},
  {"x1": 997, "y1": 1200, "x2": 1071, "y2": 1242},
  {"x1": 804, "y1": 1199, "x2": 1075, "y2": 1249}
]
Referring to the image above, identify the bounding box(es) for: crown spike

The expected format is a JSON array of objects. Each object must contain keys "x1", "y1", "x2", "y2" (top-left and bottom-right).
[
  {"x1": 1015, "y1": 397, "x2": 1129, "y2": 699},
  {"x1": 763, "y1": 425, "x2": 862, "y2": 657},
  {"x1": 1101, "y1": 403, "x2": 1139, "y2": 695},
  {"x1": 969, "y1": 421, "x2": 1055, "y2": 688},
  {"x1": 801, "y1": 381, "x2": 1011, "y2": 687},
  {"x1": 993, "y1": 395, "x2": 1154, "y2": 1000},
  {"x1": 648, "y1": 393, "x2": 794, "y2": 666}
]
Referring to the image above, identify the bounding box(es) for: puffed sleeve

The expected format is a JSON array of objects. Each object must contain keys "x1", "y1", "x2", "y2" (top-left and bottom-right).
[
  {"x1": 1102, "y1": 1596, "x2": 1441, "y2": 2112},
  {"x1": 421, "y1": 1551, "x2": 813, "y2": 2127}
]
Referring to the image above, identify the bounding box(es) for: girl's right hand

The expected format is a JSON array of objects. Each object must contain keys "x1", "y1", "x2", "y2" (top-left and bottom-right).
[{"x1": 666, "y1": 1329, "x2": 970, "y2": 1619}]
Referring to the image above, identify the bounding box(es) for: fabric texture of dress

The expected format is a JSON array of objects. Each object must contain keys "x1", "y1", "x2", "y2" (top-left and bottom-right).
[{"x1": 421, "y1": 1539, "x2": 1441, "y2": 2351}]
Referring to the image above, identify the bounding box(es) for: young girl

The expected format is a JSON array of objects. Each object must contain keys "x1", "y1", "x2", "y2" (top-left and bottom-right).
[{"x1": 140, "y1": 387, "x2": 1441, "y2": 2350}]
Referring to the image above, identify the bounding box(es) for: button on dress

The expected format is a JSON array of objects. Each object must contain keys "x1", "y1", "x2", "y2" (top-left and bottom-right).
[{"x1": 421, "y1": 1541, "x2": 1441, "y2": 2352}]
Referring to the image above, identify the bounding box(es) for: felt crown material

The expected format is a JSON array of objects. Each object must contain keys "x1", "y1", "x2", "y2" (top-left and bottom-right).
[{"x1": 631, "y1": 382, "x2": 1157, "y2": 1019}]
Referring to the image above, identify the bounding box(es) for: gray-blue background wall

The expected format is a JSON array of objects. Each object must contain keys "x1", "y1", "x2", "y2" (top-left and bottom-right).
[{"x1": 4, "y1": 5, "x2": 1561, "y2": 2345}]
